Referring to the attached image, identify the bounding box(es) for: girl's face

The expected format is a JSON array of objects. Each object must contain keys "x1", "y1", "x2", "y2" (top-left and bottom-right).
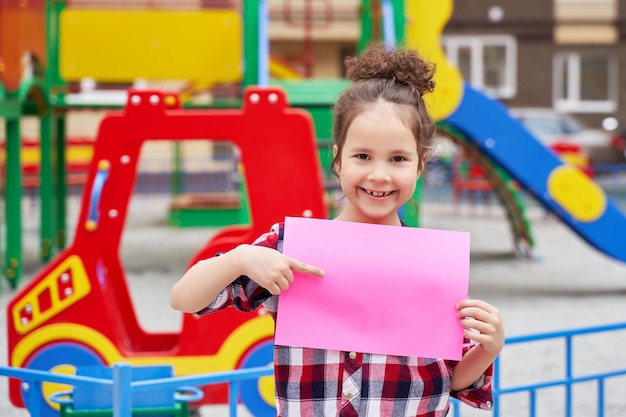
[{"x1": 334, "y1": 104, "x2": 422, "y2": 226}]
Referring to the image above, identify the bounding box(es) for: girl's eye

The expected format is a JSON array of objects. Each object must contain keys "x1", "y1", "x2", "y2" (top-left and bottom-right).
[
  {"x1": 392, "y1": 156, "x2": 407, "y2": 162},
  {"x1": 355, "y1": 154, "x2": 369, "y2": 160}
]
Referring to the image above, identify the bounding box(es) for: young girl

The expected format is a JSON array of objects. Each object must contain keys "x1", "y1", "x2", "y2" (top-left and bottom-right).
[{"x1": 170, "y1": 43, "x2": 505, "y2": 417}]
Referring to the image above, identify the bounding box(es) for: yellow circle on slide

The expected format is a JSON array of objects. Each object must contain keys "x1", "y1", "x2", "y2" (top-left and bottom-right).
[
  {"x1": 259, "y1": 374, "x2": 275, "y2": 405},
  {"x1": 42, "y1": 364, "x2": 75, "y2": 410},
  {"x1": 547, "y1": 165, "x2": 606, "y2": 222}
]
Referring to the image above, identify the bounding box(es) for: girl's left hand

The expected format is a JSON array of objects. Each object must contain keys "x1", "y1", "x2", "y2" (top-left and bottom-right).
[{"x1": 457, "y1": 299, "x2": 505, "y2": 356}]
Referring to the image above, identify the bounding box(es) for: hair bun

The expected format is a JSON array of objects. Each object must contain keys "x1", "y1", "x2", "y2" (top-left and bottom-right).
[{"x1": 345, "y1": 43, "x2": 436, "y2": 96}]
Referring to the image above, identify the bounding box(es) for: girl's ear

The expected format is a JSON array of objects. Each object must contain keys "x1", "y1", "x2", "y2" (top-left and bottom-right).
[
  {"x1": 332, "y1": 144, "x2": 341, "y2": 175},
  {"x1": 417, "y1": 153, "x2": 428, "y2": 176}
]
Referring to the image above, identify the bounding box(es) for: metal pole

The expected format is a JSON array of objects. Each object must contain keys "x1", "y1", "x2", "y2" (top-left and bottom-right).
[
  {"x1": 381, "y1": 0, "x2": 396, "y2": 47},
  {"x1": 359, "y1": 0, "x2": 373, "y2": 54},
  {"x1": 46, "y1": 0, "x2": 69, "y2": 250},
  {"x1": 258, "y1": 0, "x2": 270, "y2": 86},
  {"x1": 391, "y1": 0, "x2": 404, "y2": 44},
  {"x1": 243, "y1": 0, "x2": 260, "y2": 87},
  {"x1": 113, "y1": 363, "x2": 133, "y2": 417},
  {"x1": 171, "y1": 143, "x2": 183, "y2": 196},
  {"x1": 55, "y1": 114, "x2": 67, "y2": 249},
  {"x1": 40, "y1": 111, "x2": 54, "y2": 261},
  {"x1": 6, "y1": 117, "x2": 22, "y2": 288}
]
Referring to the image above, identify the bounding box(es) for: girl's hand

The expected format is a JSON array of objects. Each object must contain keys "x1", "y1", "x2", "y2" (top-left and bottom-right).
[
  {"x1": 233, "y1": 244, "x2": 325, "y2": 295},
  {"x1": 457, "y1": 299, "x2": 505, "y2": 356}
]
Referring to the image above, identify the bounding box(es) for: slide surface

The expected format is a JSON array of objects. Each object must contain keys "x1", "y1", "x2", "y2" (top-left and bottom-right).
[{"x1": 446, "y1": 84, "x2": 626, "y2": 263}]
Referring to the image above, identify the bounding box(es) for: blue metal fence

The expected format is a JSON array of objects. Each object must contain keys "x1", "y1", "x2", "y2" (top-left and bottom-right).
[
  {"x1": 2, "y1": 321, "x2": 626, "y2": 417},
  {"x1": 451, "y1": 321, "x2": 626, "y2": 417},
  {"x1": 490, "y1": 321, "x2": 626, "y2": 417}
]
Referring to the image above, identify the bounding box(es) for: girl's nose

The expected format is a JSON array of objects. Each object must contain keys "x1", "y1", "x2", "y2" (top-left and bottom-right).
[{"x1": 367, "y1": 167, "x2": 391, "y2": 182}]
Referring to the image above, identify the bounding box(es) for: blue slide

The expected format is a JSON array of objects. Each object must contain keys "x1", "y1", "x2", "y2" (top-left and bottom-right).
[{"x1": 444, "y1": 84, "x2": 626, "y2": 263}]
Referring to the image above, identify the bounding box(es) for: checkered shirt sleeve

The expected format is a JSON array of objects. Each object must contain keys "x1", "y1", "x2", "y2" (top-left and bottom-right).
[
  {"x1": 195, "y1": 223, "x2": 282, "y2": 316},
  {"x1": 447, "y1": 341, "x2": 494, "y2": 408}
]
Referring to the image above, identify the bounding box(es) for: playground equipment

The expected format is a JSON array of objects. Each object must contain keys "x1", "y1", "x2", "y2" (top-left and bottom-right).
[
  {"x1": 5, "y1": 320, "x2": 626, "y2": 417},
  {"x1": 5, "y1": 2, "x2": 626, "y2": 417},
  {"x1": 49, "y1": 365, "x2": 203, "y2": 417},
  {"x1": 0, "y1": 138, "x2": 92, "y2": 191},
  {"x1": 0, "y1": 0, "x2": 253, "y2": 286},
  {"x1": 0, "y1": 0, "x2": 394, "y2": 286},
  {"x1": 2, "y1": 6, "x2": 398, "y2": 414},
  {"x1": 7, "y1": 87, "x2": 327, "y2": 417},
  {"x1": 0, "y1": 0, "x2": 52, "y2": 284},
  {"x1": 407, "y1": 0, "x2": 626, "y2": 263}
]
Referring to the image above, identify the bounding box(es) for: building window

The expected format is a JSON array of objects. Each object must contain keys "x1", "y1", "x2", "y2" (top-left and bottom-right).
[
  {"x1": 553, "y1": 52, "x2": 617, "y2": 113},
  {"x1": 441, "y1": 35, "x2": 517, "y2": 99}
]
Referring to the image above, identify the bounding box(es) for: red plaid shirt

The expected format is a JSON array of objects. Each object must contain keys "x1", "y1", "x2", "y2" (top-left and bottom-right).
[{"x1": 198, "y1": 223, "x2": 493, "y2": 416}]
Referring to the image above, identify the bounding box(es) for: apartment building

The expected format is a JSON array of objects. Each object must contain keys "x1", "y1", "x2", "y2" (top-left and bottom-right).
[
  {"x1": 267, "y1": 0, "x2": 623, "y2": 128},
  {"x1": 8, "y1": 1, "x2": 620, "y2": 138},
  {"x1": 444, "y1": 0, "x2": 623, "y2": 127}
]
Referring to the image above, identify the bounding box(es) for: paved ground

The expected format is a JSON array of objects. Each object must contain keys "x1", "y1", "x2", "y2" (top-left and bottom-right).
[{"x1": 2, "y1": 193, "x2": 626, "y2": 416}]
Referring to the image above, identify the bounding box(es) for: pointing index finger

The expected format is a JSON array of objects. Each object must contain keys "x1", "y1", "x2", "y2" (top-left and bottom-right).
[{"x1": 288, "y1": 257, "x2": 325, "y2": 277}]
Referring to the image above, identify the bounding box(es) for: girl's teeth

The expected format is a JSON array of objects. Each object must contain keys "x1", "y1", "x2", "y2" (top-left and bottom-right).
[{"x1": 368, "y1": 190, "x2": 390, "y2": 197}]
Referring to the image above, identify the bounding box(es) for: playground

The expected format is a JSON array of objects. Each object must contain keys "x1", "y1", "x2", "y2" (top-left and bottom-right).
[
  {"x1": 3, "y1": 0, "x2": 626, "y2": 416},
  {"x1": 2, "y1": 189, "x2": 626, "y2": 416}
]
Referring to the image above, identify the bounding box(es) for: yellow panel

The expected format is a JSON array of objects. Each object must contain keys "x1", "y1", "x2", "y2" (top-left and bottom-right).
[
  {"x1": 60, "y1": 10, "x2": 242, "y2": 84},
  {"x1": 405, "y1": 0, "x2": 463, "y2": 121},
  {"x1": 547, "y1": 165, "x2": 607, "y2": 222},
  {"x1": 12, "y1": 255, "x2": 91, "y2": 335},
  {"x1": 22, "y1": 147, "x2": 40, "y2": 165},
  {"x1": 66, "y1": 145, "x2": 94, "y2": 165}
]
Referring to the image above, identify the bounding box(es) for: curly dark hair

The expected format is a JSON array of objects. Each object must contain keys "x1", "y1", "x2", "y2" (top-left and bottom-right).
[{"x1": 331, "y1": 42, "x2": 437, "y2": 176}]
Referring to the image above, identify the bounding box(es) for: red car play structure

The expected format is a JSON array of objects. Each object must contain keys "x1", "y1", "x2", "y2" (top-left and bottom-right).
[{"x1": 7, "y1": 87, "x2": 327, "y2": 417}]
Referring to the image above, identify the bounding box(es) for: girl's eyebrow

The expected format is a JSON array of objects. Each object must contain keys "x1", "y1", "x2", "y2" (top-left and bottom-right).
[
  {"x1": 387, "y1": 149, "x2": 416, "y2": 157},
  {"x1": 347, "y1": 147, "x2": 414, "y2": 155},
  {"x1": 347, "y1": 147, "x2": 372, "y2": 153}
]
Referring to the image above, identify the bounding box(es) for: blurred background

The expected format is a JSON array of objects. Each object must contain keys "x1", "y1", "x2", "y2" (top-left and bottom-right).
[{"x1": 2, "y1": 1, "x2": 626, "y2": 417}]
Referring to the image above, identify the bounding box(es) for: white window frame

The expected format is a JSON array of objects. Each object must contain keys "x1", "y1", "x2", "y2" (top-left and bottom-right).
[
  {"x1": 553, "y1": 52, "x2": 617, "y2": 113},
  {"x1": 441, "y1": 34, "x2": 517, "y2": 99}
]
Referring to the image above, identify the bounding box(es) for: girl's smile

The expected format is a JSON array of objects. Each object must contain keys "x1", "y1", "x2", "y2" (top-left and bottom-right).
[
  {"x1": 334, "y1": 103, "x2": 422, "y2": 226},
  {"x1": 362, "y1": 189, "x2": 394, "y2": 198}
]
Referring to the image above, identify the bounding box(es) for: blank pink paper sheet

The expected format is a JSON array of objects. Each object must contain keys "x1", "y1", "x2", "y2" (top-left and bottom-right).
[{"x1": 275, "y1": 216, "x2": 470, "y2": 360}]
